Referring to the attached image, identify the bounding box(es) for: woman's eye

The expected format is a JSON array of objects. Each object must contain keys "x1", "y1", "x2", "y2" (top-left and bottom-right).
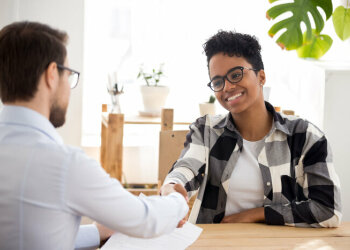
[
  {"x1": 229, "y1": 72, "x2": 241, "y2": 80},
  {"x1": 213, "y1": 80, "x2": 223, "y2": 88}
]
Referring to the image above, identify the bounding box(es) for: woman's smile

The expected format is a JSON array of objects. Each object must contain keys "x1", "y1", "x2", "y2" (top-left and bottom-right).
[{"x1": 225, "y1": 91, "x2": 244, "y2": 106}]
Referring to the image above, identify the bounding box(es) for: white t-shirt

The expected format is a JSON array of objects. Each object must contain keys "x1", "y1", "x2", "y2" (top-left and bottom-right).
[{"x1": 224, "y1": 137, "x2": 265, "y2": 216}]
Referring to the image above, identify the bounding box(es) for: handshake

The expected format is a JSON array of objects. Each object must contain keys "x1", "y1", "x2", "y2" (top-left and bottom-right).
[{"x1": 160, "y1": 183, "x2": 189, "y2": 228}]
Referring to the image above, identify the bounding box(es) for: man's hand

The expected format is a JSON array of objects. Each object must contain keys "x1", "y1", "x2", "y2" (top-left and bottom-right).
[
  {"x1": 221, "y1": 207, "x2": 265, "y2": 223},
  {"x1": 160, "y1": 183, "x2": 189, "y2": 202},
  {"x1": 160, "y1": 183, "x2": 189, "y2": 227}
]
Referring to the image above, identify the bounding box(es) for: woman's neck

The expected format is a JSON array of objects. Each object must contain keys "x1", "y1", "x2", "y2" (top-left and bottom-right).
[{"x1": 232, "y1": 101, "x2": 273, "y2": 141}]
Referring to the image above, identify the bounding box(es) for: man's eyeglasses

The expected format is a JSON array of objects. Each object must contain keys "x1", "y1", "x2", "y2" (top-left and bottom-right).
[
  {"x1": 207, "y1": 66, "x2": 257, "y2": 92},
  {"x1": 57, "y1": 64, "x2": 80, "y2": 89}
]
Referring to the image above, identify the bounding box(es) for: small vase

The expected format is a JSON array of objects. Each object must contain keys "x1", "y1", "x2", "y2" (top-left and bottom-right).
[{"x1": 110, "y1": 94, "x2": 122, "y2": 113}]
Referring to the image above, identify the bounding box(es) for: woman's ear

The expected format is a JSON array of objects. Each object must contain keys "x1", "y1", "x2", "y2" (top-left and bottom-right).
[
  {"x1": 45, "y1": 62, "x2": 59, "y2": 90},
  {"x1": 258, "y1": 69, "x2": 266, "y2": 86}
]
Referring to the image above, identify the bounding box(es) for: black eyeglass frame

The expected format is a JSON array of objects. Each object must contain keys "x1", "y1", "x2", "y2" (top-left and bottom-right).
[
  {"x1": 57, "y1": 64, "x2": 80, "y2": 89},
  {"x1": 207, "y1": 66, "x2": 257, "y2": 92}
]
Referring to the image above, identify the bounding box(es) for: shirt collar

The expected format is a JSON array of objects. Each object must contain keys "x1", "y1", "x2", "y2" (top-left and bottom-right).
[
  {"x1": 214, "y1": 101, "x2": 292, "y2": 136},
  {"x1": 0, "y1": 105, "x2": 64, "y2": 144}
]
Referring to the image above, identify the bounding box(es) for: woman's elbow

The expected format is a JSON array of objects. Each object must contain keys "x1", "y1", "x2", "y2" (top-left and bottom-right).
[{"x1": 319, "y1": 211, "x2": 342, "y2": 228}]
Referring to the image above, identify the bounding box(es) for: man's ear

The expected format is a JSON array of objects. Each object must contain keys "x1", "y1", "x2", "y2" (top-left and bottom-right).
[
  {"x1": 258, "y1": 69, "x2": 266, "y2": 86},
  {"x1": 45, "y1": 62, "x2": 59, "y2": 90}
]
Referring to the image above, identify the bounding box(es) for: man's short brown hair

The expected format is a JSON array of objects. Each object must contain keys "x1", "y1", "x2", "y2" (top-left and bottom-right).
[{"x1": 0, "y1": 21, "x2": 68, "y2": 102}]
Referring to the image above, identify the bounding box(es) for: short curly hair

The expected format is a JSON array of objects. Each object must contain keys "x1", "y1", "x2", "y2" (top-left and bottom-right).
[{"x1": 203, "y1": 30, "x2": 264, "y2": 72}]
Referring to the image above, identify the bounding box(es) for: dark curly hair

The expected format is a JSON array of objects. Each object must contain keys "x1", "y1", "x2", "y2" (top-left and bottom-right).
[{"x1": 203, "y1": 30, "x2": 264, "y2": 72}]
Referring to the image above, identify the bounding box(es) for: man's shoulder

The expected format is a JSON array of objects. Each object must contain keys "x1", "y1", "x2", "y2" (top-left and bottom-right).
[{"x1": 39, "y1": 142, "x2": 86, "y2": 160}]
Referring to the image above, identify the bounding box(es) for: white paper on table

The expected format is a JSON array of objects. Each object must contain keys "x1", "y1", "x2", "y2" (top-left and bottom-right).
[{"x1": 101, "y1": 222, "x2": 203, "y2": 250}]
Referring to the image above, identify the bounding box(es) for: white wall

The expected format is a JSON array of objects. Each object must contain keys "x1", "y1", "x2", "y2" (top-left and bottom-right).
[
  {"x1": 323, "y1": 69, "x2": 350, "y2": 221},
  {"x1": 0, "y1": 0, "x2": 84, "y2": 146}
]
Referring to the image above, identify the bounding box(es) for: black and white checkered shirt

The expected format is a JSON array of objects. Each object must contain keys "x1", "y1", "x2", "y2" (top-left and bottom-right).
[{"x1": 164, "y1": 102, "x2": 342, "y2": 227}]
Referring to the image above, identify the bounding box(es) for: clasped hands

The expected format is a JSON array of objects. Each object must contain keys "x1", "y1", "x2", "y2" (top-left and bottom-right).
[{"x1": 160, "y1": 183, "x2": 189, "y2": 228}]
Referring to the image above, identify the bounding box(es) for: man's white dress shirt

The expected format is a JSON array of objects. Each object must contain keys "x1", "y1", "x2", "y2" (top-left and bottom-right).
[{"x1": 0, "y1": 105, "x2": 188, "y2": 250}]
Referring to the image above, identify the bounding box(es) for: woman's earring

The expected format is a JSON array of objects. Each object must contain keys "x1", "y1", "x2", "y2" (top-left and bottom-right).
[{"x1": 260, "y1": 82, "x2": 263, "y2": 86}]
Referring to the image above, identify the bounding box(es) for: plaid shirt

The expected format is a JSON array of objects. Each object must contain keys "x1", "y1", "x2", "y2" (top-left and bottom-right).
[{"x1": 165, "y1": 102, "x2": 342, "y2": 227}]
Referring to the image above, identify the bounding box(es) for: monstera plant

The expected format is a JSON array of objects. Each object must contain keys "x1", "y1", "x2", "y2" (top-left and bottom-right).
[{"x1": 267, "y1": 0, "x2": 350, "y2": 59}]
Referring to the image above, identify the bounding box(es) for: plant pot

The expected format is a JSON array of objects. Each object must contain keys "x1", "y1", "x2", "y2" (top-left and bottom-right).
[
  {"x1": 199, "y1": 102, "x2": 216, "y2": 116},
  {"x1": 140, "y1": 85, "x2": 170, "y2": 117}
]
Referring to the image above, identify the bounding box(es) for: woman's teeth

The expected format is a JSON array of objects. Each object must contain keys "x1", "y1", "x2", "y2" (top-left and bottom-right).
[{"x1": 227, "y1": 93, "x2": 242, "y2": 101}]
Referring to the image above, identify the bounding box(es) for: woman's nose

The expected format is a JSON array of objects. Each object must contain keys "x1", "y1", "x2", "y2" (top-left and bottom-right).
[{"x1": 222, "y1": 78, "x2": 236, "y2": 92}]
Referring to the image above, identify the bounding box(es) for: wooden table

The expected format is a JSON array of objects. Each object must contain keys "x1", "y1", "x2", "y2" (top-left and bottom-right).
[{"x1": 189, "y1": 222, "x2": 350, "y2": 249}]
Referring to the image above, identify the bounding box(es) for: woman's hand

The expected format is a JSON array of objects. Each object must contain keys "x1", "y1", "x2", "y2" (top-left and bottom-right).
[
  {"x1": 160, "y1": 183, "x2": 189, "y2": 227},
  {"x1": 160, "y1": 183, "x2": 189, "y2": 202},
  {"x1": 221, "y1": 207, "x2": 265, "y2": 223}
]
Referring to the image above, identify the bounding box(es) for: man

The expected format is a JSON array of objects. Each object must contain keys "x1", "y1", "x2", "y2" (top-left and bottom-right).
[{"x1": 0, "y1": 21, "x2": 188, "y2": 250}]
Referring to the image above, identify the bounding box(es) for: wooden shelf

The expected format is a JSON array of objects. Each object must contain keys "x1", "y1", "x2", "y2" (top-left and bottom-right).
[{"x1": 102, "y1": 112, "x2": 191, "y2": 126}]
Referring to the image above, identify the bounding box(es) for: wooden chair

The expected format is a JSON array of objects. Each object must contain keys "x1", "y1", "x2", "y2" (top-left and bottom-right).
[
  {"x1": 100, "y1": 106, "x2": 190, "y2": 192},
  {"x1": 158, "y1": 109, "x2": 189, "y2": 187},
  {"x1": 100, "y1": 104, "x2": 124, "y2": 181}
]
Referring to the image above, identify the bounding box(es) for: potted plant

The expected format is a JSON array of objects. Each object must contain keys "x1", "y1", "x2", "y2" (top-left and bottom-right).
[
  {"x1": 137, "y1": 64, "x2": 169, "y2": 117},
  {"x1": 266, "y1": 0, "x2": 350, "y2": 59},
  {"x1": 199, "y1": 95, "x2": 216, "y2": 116}
]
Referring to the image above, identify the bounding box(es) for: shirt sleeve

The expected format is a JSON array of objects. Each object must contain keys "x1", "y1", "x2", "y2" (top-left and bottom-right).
[
  {"x1": 64, "y1": 150, "x2": 188, "y2": 239},
  {"x1": 265, "y1": 124, "x2": 342, "y2": 228},
  {"x1": 164, "y1": 116, "x2": 207, "y2": 196},
  {"x1": 74, "y1": 224, "x2": 99, "y2": 250}
]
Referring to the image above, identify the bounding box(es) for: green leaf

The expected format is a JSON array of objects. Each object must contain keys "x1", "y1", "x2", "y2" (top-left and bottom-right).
[
  {"x1": 332, "y1": 6, "x2": 350, "y2": 41},
  {"x1": 267, "y1": 0, "x2": 333, "y2": 50},
  {"x1": 208, "y1": 95, "x2": 216, "y2": 103},
  {"x1": 297, "y1": 30, "x2": 333, "y2": 59}
]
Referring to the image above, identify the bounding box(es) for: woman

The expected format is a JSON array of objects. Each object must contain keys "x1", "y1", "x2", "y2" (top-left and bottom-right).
[{"x1": 161, "y1": 30, "x2": 341, "y2": 227}]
